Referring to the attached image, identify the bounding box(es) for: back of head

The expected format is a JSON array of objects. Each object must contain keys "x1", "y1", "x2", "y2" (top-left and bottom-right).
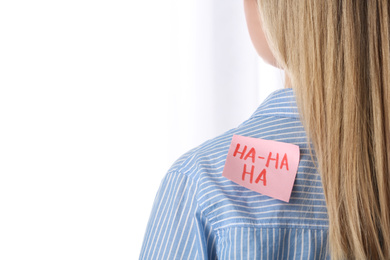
[{"x1": 256, "y1": 0, "x2": 390, "y2": 259}]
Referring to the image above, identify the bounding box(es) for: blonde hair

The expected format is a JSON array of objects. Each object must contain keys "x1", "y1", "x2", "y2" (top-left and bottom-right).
[{"x1": 257, "y1": 0, "x2": 390, "y2": 259}]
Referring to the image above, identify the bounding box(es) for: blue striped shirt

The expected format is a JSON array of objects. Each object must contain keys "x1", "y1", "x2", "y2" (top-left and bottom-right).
[{"x1": 140, "y1": 88, "x2": 330, "y2": 259}]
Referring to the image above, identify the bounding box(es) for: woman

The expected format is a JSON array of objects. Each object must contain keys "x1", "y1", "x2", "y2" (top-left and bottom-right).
[{"x1": 140, "y1": 0, "x2": 390, "y2": 259}]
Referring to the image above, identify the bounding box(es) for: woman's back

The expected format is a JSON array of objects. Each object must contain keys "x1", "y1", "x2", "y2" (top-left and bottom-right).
[{"x1": 140, "y1": 88, "x2": 329, "y2": 259}]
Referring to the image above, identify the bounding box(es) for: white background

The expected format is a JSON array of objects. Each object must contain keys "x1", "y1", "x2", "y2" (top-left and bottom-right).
[{"x1": 0, "y1": 0, "x2": 284, "y2": 259}]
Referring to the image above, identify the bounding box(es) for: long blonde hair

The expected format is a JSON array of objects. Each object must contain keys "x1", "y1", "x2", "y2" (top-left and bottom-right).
[{"x1": 257, "y1": 0, "x2": 390, "y2": 259}]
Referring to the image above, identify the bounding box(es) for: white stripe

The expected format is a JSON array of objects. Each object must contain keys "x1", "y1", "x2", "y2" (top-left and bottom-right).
[
  {"x1": 260, "y1": 100, "x2": 298, "y2": 109},
  {"x1": 257, "y1": 111, "x2": 299, "y2": 116},
  {"x1": 259, "y1": 106, "x2": 299, "y2": 112},
  {"x1": 149, "y1": 174, "x2": 183, "y2": 259},
  {"x1": 287, "y1": 229, "x2": 291, "y2": 260},
  {"x1": 254, "y1": 228, "x2": 257, "y2": 259},
  {"x1": 186, "y1": 237, "x2": 196, "y2": 260},
  {"x1": 202, "y1": 197, "x2": 326, "y2": 216},
  {"x1": 241, "y1": 227, "x2": 243, "y2": 260},
  {"x1": 319, "y1": 230, "x2": 324, "y2": 259},
  {"x1": 216, "y1": 222, "x2": 329, "y2": 231},
  {"x1": 234, "y1": 227, "x2": 237, "y2": 260},
  {"x1": 206, "y1": 217, "x2": 212, "y2": 248},
  {"x1": 277, "y1": 228, "x2": 281, "y2": 260},
  {"x1": 241, "y1": 121, "x2": 302, "y2": 136},
  {"x1": 273, "y1": 228, "x2": 275, "y2": 260},
  {"x1": 141, "y1": 173, "x2": 175, "y2": 259},
  {"x1": 235, "y1": 117, "x2": 293, "y2": 136},
  {"x1": 314, "y1": 230, "x2": 317, "y2": 258},
  {"x1": 200, "y1": 193, "x2": 326, "y2": 209},
  {"x1": 229, "y1": 228, "x2": 232, "y2": 260},
  {"x1": 291, "y1": 191, "x2": 324, "y2": 195},
  {"x1": 294, "y1": 184, "x2": 324, "y2": 189},
  {"x1": 219, "y1": 230, "x2": 224, "y2": 260},
  {"x1": 301, "y1": 229, "x2": 304, "y2": 260},
  {"x1": 170, "y1": 182, "x2": 197, "y2": 259},
  {"x1": 307, "y1": 229, "x2": 311, "y2": 260},
  {"x1": 194, "y1": 211, "x2": 207, "y2": 257},
  {"x1": 247, "y1": 227, "x2": 250, "y2": 260},
  {"x1": 210, "y1": 234, "x2": 216, "y2": 259},
  {"x1": 213, "y1": 216, "x2": 329, "y2": 226},
  {"x1": 293, "y1": 229, "x2": 297, "y2": 260},
  {"x1": 179, "y1": 218, "x2": 195, "y2": 260},
  {"x1": 198, "y1": 178, "x2": 231, "y2": 188},
  {"x1": 267, "y1": 228, "x2": 269, "y2": 260},
  {"x1": 197, "y1": 179, "x2": 323, "y2": 198},
  {"x1": 261, "y1": 228, "x2": 263, "y2": 260},
  {"x1": 157, "y1": 177, "x2": 192, "y2": 259},
  {"x1": 282, "y1": 229, "x2": 286, "y2": 259},
  {"x1": 237, "y1": 129, "x2": 306, "y2": 143},
  {"x1": 209, "y1": 209, "x2": 328, "y2": 222}
]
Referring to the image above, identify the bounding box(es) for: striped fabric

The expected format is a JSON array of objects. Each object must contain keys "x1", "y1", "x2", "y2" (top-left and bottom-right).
[{"x1": 140, "y1": 88, "x2": 330, "y2": 259}]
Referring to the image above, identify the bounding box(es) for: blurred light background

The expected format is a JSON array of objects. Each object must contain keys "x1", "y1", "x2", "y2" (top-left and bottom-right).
[{"x1": 0, "y1": 0, "x2": 284, "y2": 259}]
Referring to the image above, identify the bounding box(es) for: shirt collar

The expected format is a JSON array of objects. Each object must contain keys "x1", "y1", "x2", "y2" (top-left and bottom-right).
[{"x1": 250, "y1": 88, "x2": 300, "y2": 119}]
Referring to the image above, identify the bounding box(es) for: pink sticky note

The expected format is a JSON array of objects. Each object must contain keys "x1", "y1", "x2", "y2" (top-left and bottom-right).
[{"x1": 222, "y1": 135, "x2": 300, "y2": 202}]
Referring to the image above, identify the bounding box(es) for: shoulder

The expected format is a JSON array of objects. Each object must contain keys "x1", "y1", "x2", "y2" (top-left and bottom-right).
[
  {"x1": 166, "y1": 112, "x2": 305, "y2": 191},
  {"x1": 164, "y1": 108, "x2": 328, "y2": 224},
  {"x1": 168, "y1": 88, "x2": 305, "y2": 184}
]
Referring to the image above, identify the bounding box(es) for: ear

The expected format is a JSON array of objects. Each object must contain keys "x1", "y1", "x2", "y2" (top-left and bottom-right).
[{"x1": 243, "y1": 0, "x2": 280, "y2": 68}]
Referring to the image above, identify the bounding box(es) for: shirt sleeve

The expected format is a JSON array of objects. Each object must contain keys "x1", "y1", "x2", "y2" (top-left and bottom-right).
[{"x1": 139, "y1": 171, "x2": 217, "y2": 260}]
